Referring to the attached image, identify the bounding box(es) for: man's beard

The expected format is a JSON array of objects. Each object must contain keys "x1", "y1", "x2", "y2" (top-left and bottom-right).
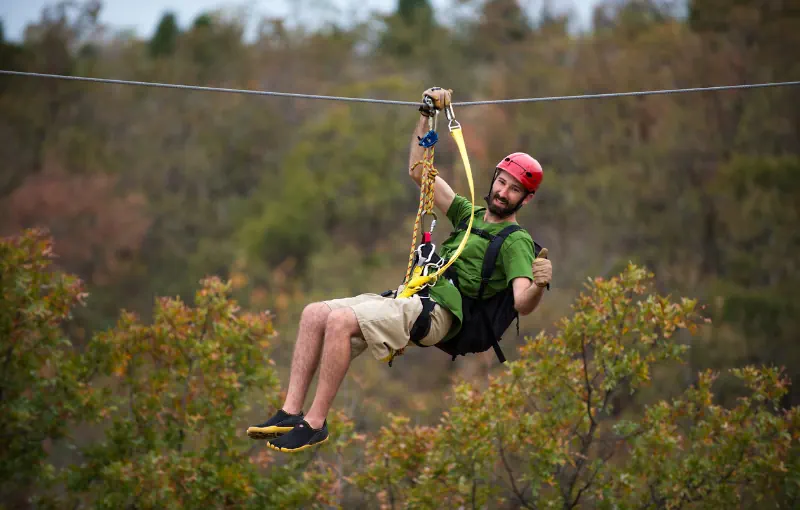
[{"x1": 486, "y1": 192, "x2": 517, "y2": 218}]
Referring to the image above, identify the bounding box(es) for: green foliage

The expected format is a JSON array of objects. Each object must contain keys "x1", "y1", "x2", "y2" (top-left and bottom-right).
[
  {"x1": 0, "y1": 32, "x2": 26, "y2": 88},
  {"x1": 0, "y1": 229, "x2": 100, "y2": 504},
  {"x1": 58, "y1": 277, "x2": 334, "y2": 509},
  {"x1": 353, "y1": 264, "x2": 799, "y2": 508},
  {"x1": 617, "y1": 366, "x2": 799, "y2": 508},
  {"x1": 3, "y1": 2, "x2": 800, "y2": 507},
  {"x1": 593, "y1": 0, "x2": 674, "y2": 38},
  {"x1": 398, "y1": 0, "x2": 433, "y2": 24},
  {"x1": 688, "y1": 0, "x2": 769, "y2": 32},
  {"x1": 87, "y1": 276, "x2": 278, "y2": 455},
  {"x1": 0, "y1": 230, "x2": 356, "y2": 509},
  {"x1": 237, "y1": 77, "x2": 415, "y2": 287},
  {"x1": 193, "y1": 13, "x2": 213, "y2": 30},
  {"x1": 3, "y1": 233, "x2": 798, "y2": 508},
  {"x1": 185, "y1": 12, "x2": 245, "y2": 76},
  {"x1": 384, "y1": 0, "x2": 436, "y2": 52},
  {"x1": 148, "y1": 12, "x2": 180, "y2": 58},
  {"x1": 714, "y1": 156, "x2": 800, "y2": 290},
  {"x1": 709, "y1": 155, "x2": 800, "y2": 402},
  {"x1": 468, "y1": 0, "x2": 532, "y2": 61}
]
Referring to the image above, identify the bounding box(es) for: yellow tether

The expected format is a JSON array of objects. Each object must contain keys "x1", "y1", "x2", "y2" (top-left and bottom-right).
[{"x1": 398, "y1": 108, "x2": 475, "y2": 299}]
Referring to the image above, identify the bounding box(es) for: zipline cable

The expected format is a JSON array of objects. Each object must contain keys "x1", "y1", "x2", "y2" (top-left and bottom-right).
[
  {"x1": 1, "y1": 70, "x2": 799, "y2": 106},
  {"x1": 0, "y1": 70, "x2": 420, "y2": 106},
  {"x1": 456, "y1": 81, "x2": 800, "y2": 105}
]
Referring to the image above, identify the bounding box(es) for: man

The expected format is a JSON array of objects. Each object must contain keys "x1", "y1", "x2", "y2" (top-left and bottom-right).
[{"x1": 246, "y1": 87, "x2": 553, "y2": 453}]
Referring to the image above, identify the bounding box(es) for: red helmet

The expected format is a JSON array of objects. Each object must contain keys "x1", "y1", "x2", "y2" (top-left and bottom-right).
[{"x1": 495, "y1": 152, "x2": 543, "y2": 193}]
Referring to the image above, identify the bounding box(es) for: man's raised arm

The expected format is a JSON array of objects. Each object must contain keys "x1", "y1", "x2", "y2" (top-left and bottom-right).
[{"x1": 408, "y1": 87, "x2": 456, "y2": 216}]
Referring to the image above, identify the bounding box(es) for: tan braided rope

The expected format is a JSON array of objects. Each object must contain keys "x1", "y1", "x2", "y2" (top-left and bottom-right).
[{"x1": 404, "y1": 146, "x2": 438, "y2": 285}]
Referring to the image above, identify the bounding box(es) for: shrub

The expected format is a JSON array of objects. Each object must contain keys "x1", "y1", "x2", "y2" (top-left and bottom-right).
[{"x1": 354, "y1": 264, "x2": 800, "y2": 508}]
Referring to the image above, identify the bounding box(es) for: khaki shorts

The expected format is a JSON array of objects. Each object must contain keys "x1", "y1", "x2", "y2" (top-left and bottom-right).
[{"x1": 323, "y1": 293, "x2": 454, "y2": 361}]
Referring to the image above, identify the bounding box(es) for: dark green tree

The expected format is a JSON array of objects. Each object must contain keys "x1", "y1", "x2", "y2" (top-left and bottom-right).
[
  {"x1": 398, "y1": 0, "x2": 434, "y2": 24},
  {"x1": 192, "y1": 13, "x2": 213, "y2": 30},
  {"x1": 0, "y1": 229, "x2": 100, "y2": 507},
  {"x1": 591, "y1": 0, "x2": 673, "y2": 38},
  {"x1": 378, "y1": 0, "x2": 436, "y2": 59},
  {"x1": 711, "y1": 156, "x2": 800, "y2": 408},
  {"x1": 0, "y1": 19, "x2": 26, "y2": 75},
  {"x1": 148, "y1": 11, "x2": 179, "y2": 58},
  {"x1": 469, "y1": 0, "x2": 532, "y2": 61},
  {"x1": 183, "y1": 12, "x2": 245, "y2": 78}
]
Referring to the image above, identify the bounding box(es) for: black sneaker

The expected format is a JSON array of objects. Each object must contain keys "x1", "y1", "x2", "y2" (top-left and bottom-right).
[
  {"x1": 246, "y1": 409, "x2": 305, "y2": 440},
  {"x1": 266, "y1": 419, "x2": 329, "y2": 453}
]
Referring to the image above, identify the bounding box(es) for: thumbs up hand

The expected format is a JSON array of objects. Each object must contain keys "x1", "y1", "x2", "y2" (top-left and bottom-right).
[{"x1": 532, "y1": 248, "x2": 551, "y2": 288}]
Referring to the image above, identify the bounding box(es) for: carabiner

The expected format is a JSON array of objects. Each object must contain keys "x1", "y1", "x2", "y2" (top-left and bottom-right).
[
  {"x1": 422, "y1": 211, "x2": 438, "y2": 234},
  {"x1": 423, "y1": 95, "x2": 435, "y2": 111},
  {"x1": 422, "y1": 95, "x2": 439, "y2": 132},
  {"x1": 445, "y1": 103, "x2": 460, "y2": 131}
]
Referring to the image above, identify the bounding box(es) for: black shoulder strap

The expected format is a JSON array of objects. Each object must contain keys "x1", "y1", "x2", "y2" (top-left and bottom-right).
[
  {"x1": 477, "y1": 224, "x2": 523, "y2": 299},
  {"x1": 474, "y1": 224, "x2": 522, "y2": 364},
  {"x1": 454, "y1": 215, "x2": 470, "y2": 234},
  {"x1": 454, "y1": 214, "x2": 495, "y2": 241}
]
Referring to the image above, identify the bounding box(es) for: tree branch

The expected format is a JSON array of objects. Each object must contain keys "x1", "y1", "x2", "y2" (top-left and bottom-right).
[
  {"x1": 177, "y1": 356, "x2": 195, "y2": 453},
  {"x1": 385, "y1": 457, "x2": 396, "y2": 510},
  {"x1": 563, "y1": 384, "x2": 601, "y2": 509},
  {"x1": 0, "y1": 344, "x2": 16, "y2": 402},
  {"x1": 560, "y1": 333, "x2": 602, "y2": 507},
  {"x1": 647, "y1": 481, "x2": 665, "y2": 509},
  {"x1": 471, "y1": 459, "x2": 479, "y2": 510},
  {"x1": 581, "y1": 334, "x2": 597, "y2": 428},
  {"x1": 674, "y1": 445, "x2": 749, "y2": 509},
  {"x1": 568, "y1": 445, "x2": 616, "y2": 509},
  {"x1": 497, "y1": 433, "x2": 536, "y2": 509}
]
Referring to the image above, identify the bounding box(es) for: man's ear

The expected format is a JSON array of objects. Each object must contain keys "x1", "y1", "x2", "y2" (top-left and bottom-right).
[{"x1": 522, "y1": 192, "x2": 535, "y2": 206}]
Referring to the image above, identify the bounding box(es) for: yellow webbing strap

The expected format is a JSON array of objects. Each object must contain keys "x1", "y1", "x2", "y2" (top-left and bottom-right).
[{"x1": 397, "y1": 125, "x2": 475, "y2": 298}]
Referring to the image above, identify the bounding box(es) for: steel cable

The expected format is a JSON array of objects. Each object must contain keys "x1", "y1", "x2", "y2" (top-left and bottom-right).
[{"x1": 1, "y1": 70, "x2": 798, "y2": 107}]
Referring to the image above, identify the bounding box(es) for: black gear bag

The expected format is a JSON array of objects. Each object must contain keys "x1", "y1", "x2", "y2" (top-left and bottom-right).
[{"x1": 409, "y1": 219, "x2": 545, "y2": 364}]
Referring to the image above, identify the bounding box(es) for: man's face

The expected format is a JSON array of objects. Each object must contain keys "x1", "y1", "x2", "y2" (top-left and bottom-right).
[{"x1": 487, "y1": 170, "x2": 528, "y2": 217}]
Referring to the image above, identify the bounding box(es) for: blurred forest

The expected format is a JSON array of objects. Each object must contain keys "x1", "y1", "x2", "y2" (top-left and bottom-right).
[{"x1": 1, "y1": 0, "x2": 799, "y2": 507}]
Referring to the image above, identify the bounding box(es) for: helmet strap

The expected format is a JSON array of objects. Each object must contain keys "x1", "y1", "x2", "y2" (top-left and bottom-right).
[
  {"x1": 511, "y1": 191, "x2": 530, "y2": 213},
  {"x1": 483, "y1": 169, "x2": 498, "y2": 204}
]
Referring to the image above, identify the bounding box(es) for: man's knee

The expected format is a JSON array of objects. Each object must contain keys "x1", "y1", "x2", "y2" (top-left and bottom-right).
[
  {"x1": 325, "y1": 308, "x2": 360, "y2": 338},
  {"x1": 301, "y1": 302, "x2": 331, "y2": 328}
]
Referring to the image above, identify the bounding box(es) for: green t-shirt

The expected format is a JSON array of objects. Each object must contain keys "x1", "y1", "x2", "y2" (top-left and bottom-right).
[{"x1": 427, "y1": 194, "x2": 536, "y2": 342}]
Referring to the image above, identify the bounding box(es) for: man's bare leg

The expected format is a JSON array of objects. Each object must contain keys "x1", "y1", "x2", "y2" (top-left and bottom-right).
[
  {"x1": 304, "y1": 307, "x2": 358, "y2": 429},
  {"x1": 282, "y1": 302, "x2": 332, "y2": 415}
]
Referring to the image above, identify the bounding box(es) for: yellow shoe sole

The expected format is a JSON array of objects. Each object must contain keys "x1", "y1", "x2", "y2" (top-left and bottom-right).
[
  {"x1": 246, "y1": 425, "x2": 295, "y2": 440},
  {"x1": 265, "y1": 436, "x2": 329, "y2": 453}
]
